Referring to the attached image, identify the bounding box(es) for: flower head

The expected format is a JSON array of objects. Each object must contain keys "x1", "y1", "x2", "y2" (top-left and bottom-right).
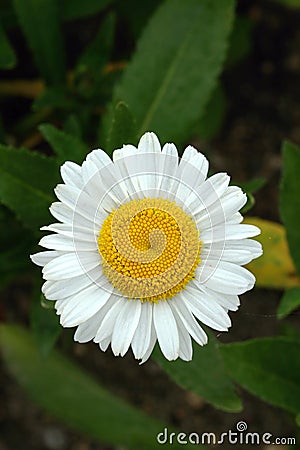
[{"x1": 31, "y1": 132, "x2": 262, "y2": 362}]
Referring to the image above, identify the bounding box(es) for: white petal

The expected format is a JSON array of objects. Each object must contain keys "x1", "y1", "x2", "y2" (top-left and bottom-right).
[
  {"x1": 177, "y1": 320, "x2": 193, "y2": 361},
  {"x1": 81, "y1": 159, "x2": 106, "y2": 201},
  {"x1": 39, "y1": 234, "x2": 96, "y2": 252},
  {"x1": 113, "y1": 144, "x2": 138, "y2": 162},
  {"x1": 113, "y1": 147, "x2": 143, "y2": 200},
  {"x1": 185, "y1": 173, "x2": 230, "y2": 215},
  {"x1": 170, "y1": 296, "x2": 207, "y2": 346},
  {"x1": 42, "y1": 252, "x2": 100, "y2": 280},
  {"x1": 55, "y1": 297, "x2": 73, "y2": 315},
  {"x1": 75, "y1": 294, "x2": 116, "y2": 343},
  {"x1": 183, "y1": 285, "x2": 231, "y2": 331},
  {"x1": 172, "y1": 178, "x2": 195, "y2": 207},
  {"x1": 82, "y1": 159, "x2": 128, "y2": 211},
  {"x1": 220, "y1": 185, "x2": 247, "y2": 213},
  {"x1": 94, "y1": 296, "x2": 124, "y2": 342},
  {"x1": 86, "y1": 148, "x2": 112, "y2": 168},
  {"x1": 54, "y1": 184, "x2": 101, "y2": 223},
  {"x1": 180, "y1": 146, "x2": 208, "y2": 184},
  {"x1": 111, "y1": 300, "x2": 141, "y2": 356},
  {"x1": 132, "y1": 302, "x2": 153, "y2": 360},
  {"x1": 41, "y1": 222, "x2": 97, "y2": 241},
  {"x1": 134, "y1": 153, "x2": 161, "y2": 195},
  {"x1": 193, "y1": 283, "x2": 240, "y2": 312},
  {"x1": 197, "y1": 260, "x2": 256, "y2": 295},
  {"x1": 196, "y1": 186, "x2": 247, "y2": 230},
  {"x1": 99, "y1": 337, "x2": 111, "y2": 351},
  {"x1": 85, "y1": 149, "x2": 125, "y2": 207},
  {"x1": 60, "y1": 283, "x2": 113, "y2": 327},
  {"x1": 115, "y1": 149, "x2": 160, "y2": 197},
  {"x1": 114, "y1": 136, "x2": 164, "y2": 199},
  {"x1": 181, "y1": 145, "x2": 199, "y2": 161},
  {"x1": 201, "y1": 238, "x2": 263, "y2": 265},
  {"x1": 174, "y1": 147, "x2": 209, "y2": 204},
  {"x1": 50, "y1": 201, "x2": 100, "y2": 229},
  {"x1": 74, "y1": 307, "x2": 104, "y2": 343},
  {"x1": 131, "y1": 132, "x2": 162, "y2": 196},
  {"x1": 201, "y1": 223, "x2": 261, "y2": 244},
  {"x1": 42, "y1": 267, "x2": 102, "y2": 300},
  {"x1": 158, "y1": 143, "x2": 179, "y2": 199},
  {"x1": 226, "y1": 212, "x2": 243, "y2": 224},
  {"x1": 86, "y1": 160, "x2": 129, "y2": 210},
  {"x1": 138, "y1": 132, "x2": 161, "y2": 153},
  {"x1": 140, "y1": 320, "x2": 157, "y2": 364},
  {"x1": 153, "y1": 301, "x2": 179, "y2": 361},
  {"x1": 60, "y1": 161, "x2": 83, "y2": 189},
  {"x1": 81, "y1": 159, "x2": 99, "y2": 186},
  {"x1": 170, "y1": 298, "x2": 194, "y2": 361},
  {"x1": 30, "y1": 250, "x2": 60, "y2": 267},
  {"x1": 113, "y1": 145, "x2": 141, "y2": 200},
  {"x1": 162, "y1": 142, "x2": 178, "y2": 158},
  {"x1": 228, "y1": 239, "x2": 262, "y2": 263},
  {"x1": 50, "y1": 202, "x2": 73, "y2": 224}
]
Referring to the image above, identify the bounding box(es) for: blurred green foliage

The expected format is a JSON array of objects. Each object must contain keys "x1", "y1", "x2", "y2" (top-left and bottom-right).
[
  {"x1": 1, "y1": 324, "x2": 193, "y2": 450},
  {"x1": 221, "y1": 337, "x2": 300, "y2": 415},
  {"x1": 155, "y1": 330, "x2": 242, "y2": 413}
]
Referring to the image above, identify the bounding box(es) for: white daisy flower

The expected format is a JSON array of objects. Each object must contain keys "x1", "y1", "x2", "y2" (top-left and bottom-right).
[{"x1": 31, "y1": 132, "x2": 262, "y2": 363}]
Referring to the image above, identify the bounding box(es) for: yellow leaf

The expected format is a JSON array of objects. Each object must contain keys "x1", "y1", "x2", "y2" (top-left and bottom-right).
[{"x1": 244, "y1": 217, "x2": 300, "y2": 289}]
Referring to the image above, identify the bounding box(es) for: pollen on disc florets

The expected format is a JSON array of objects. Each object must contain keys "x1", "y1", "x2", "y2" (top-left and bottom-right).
[{"x1": 98, "y1": 197, "x2": 201, "y2": 302}]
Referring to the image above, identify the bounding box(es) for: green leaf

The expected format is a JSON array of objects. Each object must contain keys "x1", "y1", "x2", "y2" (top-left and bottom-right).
[
  {"x1": 279, "y1": 322, "x2": 300, "y2": 341},
  {"x1": 0, "y1": 206, "x2": 34, "y2": 272},
  {"x1": 154, "y1": 332, "x2": 242, "y2": 412},
  {"x1": 108, "y1": 0, "x2": 235, "y2": 145},
  {"x1": 0, "y1": 23, "x2": 16, "y2": 69},
  {"x1": 225, "y1": 16, "x2": 253, "y2": 68},
  {"x1": 0, "y1": 5, "x2": 18, "y2": 30},
  {"x1": 0, "y1": 233, "x2": 33, "y2": 275},
  {"x1": 277, "y1": 287, "x2": 300, "y2": 319},
  {"x1": 0, "y1": 207, "x2": 34, "y2": 285},
  {"x1": 221, "y1": 337, "x2": 300, "y2": 414},
  {"x1": 12, "y1": 0, "x2": 66, "y2": 85},
  {"x1": 39, "y1": 124, "x2": 88, "y2": 164},
  {"x1": 239, "y1": 177, "x2": 266, "y2": 194},
  {"x1": 197, "y1": 84, "x2": 227, "y2": 141},
  {"x1": 30, "y1": 293, "x2": 61, "y2": 357},
  {"x1": 61, "y1": 0, "x2": 112, "y2": 21},
  {"x1": 77, "y1": 12, "x2": 115, "y2": 74},
  {"x1": 33, "y1": 86, "x2": 75, "y2": 111},
  {"x1": 116, "y1": 0, "x2": 161, "y2": 41},
  {"x1": 280, "y1": 141, "x2": 300, "y2": 274},
  {"x1": 296, "y1": 414, "x2": 300, "y2": 426},
  {"x1": 0, "y1": 146, "x2": 59, "y2": 229},
  {"x1": 0, "y1": 324, "x2": 196, "y2": 450},
  {"x1": 0, "y1": 0, "x2": 113, "y2": 28},
  {"x1": 63, "y1": 115, "x2": 83, "y2": 139},
  {"x1": 106, "y1": 101, "x2": 136, "y2": 156}
]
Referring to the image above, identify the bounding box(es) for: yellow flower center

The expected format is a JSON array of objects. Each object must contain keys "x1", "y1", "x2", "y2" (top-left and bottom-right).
[{"x1": 98, "y1": 198, "x2": 201, "y2": 303}]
